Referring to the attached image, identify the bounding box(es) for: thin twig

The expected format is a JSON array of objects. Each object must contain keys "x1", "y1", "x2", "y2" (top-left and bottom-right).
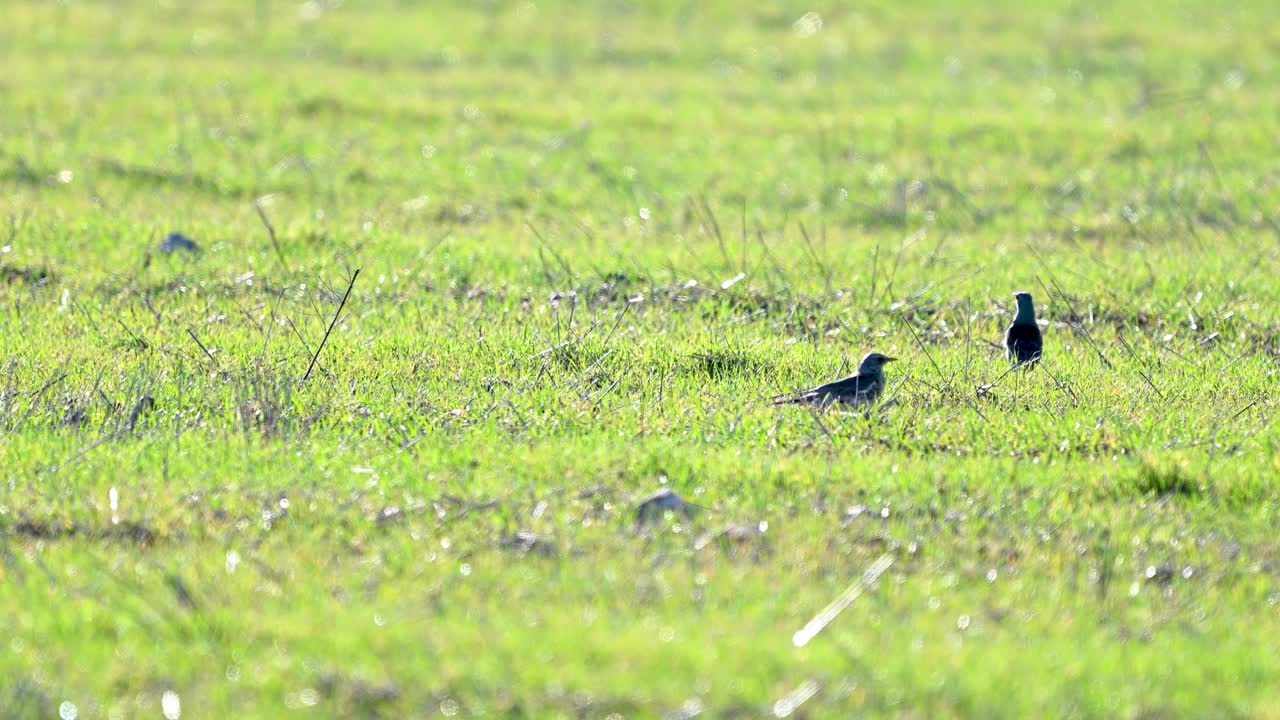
[
  {"x1": 601, "y1": 301, "x2": 633, "y2": 346},
  {"x1": 12, "y1": 369, "x2": 68, "y2": 432},
  {"x1": 1032, "y1": 273, "x2": 1112, "y2": 369},
  {"x1": 1037, "y1": 359, "x2": 1080, "y2": 405},
  {"x1": 1230, "y1": 397, "x2": 1261, "y2": 422},
  {"x1": 187, "y1": 328, "x2": 220, "y2": 370},
  {"x1": 899, "y1": 315, "x2": 988, "y2": 423},
  {"x1": 255, "y1": 199, "x2": 288, "y2": 270},
  {"x1": 302, "y1": 269, "x2": 360, "y2": 385},
  {"x1": 1116, "y1": 333, "x2": 1165, "y2": 401},
  {"x1": 257, "y1": 287, "x2": 287, "y2": 369},
  {"x1": 71, "y1": 298, "x2": 110, "y2": 346},
  {"x1": 112, "y1": 313, "x2": 150, "y2": 350}
]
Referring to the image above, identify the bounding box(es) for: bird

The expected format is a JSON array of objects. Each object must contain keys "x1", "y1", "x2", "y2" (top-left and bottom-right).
[
  {"x1": 1005, "y1": 291, "x2": 1043, "y2": 366},
  {"x1": 772, "y1": 352, "x2": 897, "y2": 408}
]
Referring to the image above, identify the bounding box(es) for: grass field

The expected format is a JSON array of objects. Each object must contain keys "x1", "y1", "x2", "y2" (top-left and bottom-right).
[{"x1": 4, "y1": 1, "x2": 1280, "y2": 717}]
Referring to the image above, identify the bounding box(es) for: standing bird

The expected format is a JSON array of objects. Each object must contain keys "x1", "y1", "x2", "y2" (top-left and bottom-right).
[
  {"x1": 1005, "y1": 291, "x2": 1043, "y2": 366},
  {"x1": 773, "y1": 352, "x2": 897, "y2": 408}
]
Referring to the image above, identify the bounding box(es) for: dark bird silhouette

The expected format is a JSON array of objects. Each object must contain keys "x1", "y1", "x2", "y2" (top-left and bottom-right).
[
  {"x1": 773, "y1": 352, "x2": 896, "y2": 408},
  {"x1": 1005, "y1": 292, "x2": 1043, "y2": 366}
]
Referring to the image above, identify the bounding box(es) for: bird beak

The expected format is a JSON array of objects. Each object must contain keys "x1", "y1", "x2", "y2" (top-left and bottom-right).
[{"x1": 884, "y1": 356, "x2": 898, "y2": 363}]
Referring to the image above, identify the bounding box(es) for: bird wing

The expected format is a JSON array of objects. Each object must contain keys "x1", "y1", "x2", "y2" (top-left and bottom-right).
[
  {"x1": 774, "y1": 373, "x2": 878, "y2": 406},
  {"x1": 822, "y1": 373, "x2": 877, "y2": 397},
  {"x1": 832, "y1": 373, "x2": 883, "y2": 404}
]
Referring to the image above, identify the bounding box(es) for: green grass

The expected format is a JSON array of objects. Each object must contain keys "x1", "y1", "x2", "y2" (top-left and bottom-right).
[{"x1": 4, "y1": 0, "x2": 1280, "y2": 717}]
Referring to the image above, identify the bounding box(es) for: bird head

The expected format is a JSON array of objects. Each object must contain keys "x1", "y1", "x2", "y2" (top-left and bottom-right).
[{"x1": 858, "y1": 352, "x2": 897, "y2": 373}]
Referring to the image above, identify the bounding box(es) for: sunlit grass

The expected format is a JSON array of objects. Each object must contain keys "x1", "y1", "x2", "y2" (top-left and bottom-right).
[{"x1": 3, "y1": 0, "x2": 1280, "y2": 717}]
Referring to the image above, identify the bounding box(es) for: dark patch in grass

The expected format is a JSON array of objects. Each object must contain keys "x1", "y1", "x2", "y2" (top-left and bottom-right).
[
  {"x1": 587, "y1": 271, "x2": 646, "y2": 303},
  {"x1": 296, "y1": 95, "x2": 444, "y2": 127},
  {"x1": 698, "y1": 522, "x2": 772, "y2": 560},
  {"x1": 721, "y1": 291, "x2": 824, "y2": 318},
  {"x1": 1135, "y1": 462, "x2": 1202, "y2": 498},
  {"x1": 0, "y1": 154, "x2": 47, "y2": 186},
  {"x1": 634, "y1": 488, "x2": 698, "y2": 530},
  {"x1": 374, "y1": 502, "x2": 427, "y2": 528},
  {"x1": 0, "y1": 679, "x2": 54, "y2": 719},
  {"x1": 95, "y1": 157, "x2": 251, "y2": 199},
  {"x1": 9, "y1": 519, "x2": 157, "y2": 545},
  {"x1": 296, "y1": 96, "x2": 346, "y2": 116},
  {"x1": 550, "y1": 342, "x2": 611, "y2": 372},
  {"x1": 499, "y1": 530, "x2": 557, "y2": 557},
  {"x1": 126, "y1": 395, "x2": 156, "y2": 431},
  {"x1": 61, "y1": 401, "x2": 88, "y2": 428},
  {"x1": 1, "y1": 264, "x2": 55, "y2": 286},
  {"x1": 433, "y1": 202, "x2": 486, "y2": 225},
  {"x1": 313, "y1": 673, "x2": 402, "y2": 715},
  {"x1": 166, "y1": 573, "x2": 199, "y2": 609},
  {"x1": 681, "y1": 348, "x2": 767, "y2": 381},
  {"x1": 160, "y1": 232, "x2": 200, "y2": 254}
]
